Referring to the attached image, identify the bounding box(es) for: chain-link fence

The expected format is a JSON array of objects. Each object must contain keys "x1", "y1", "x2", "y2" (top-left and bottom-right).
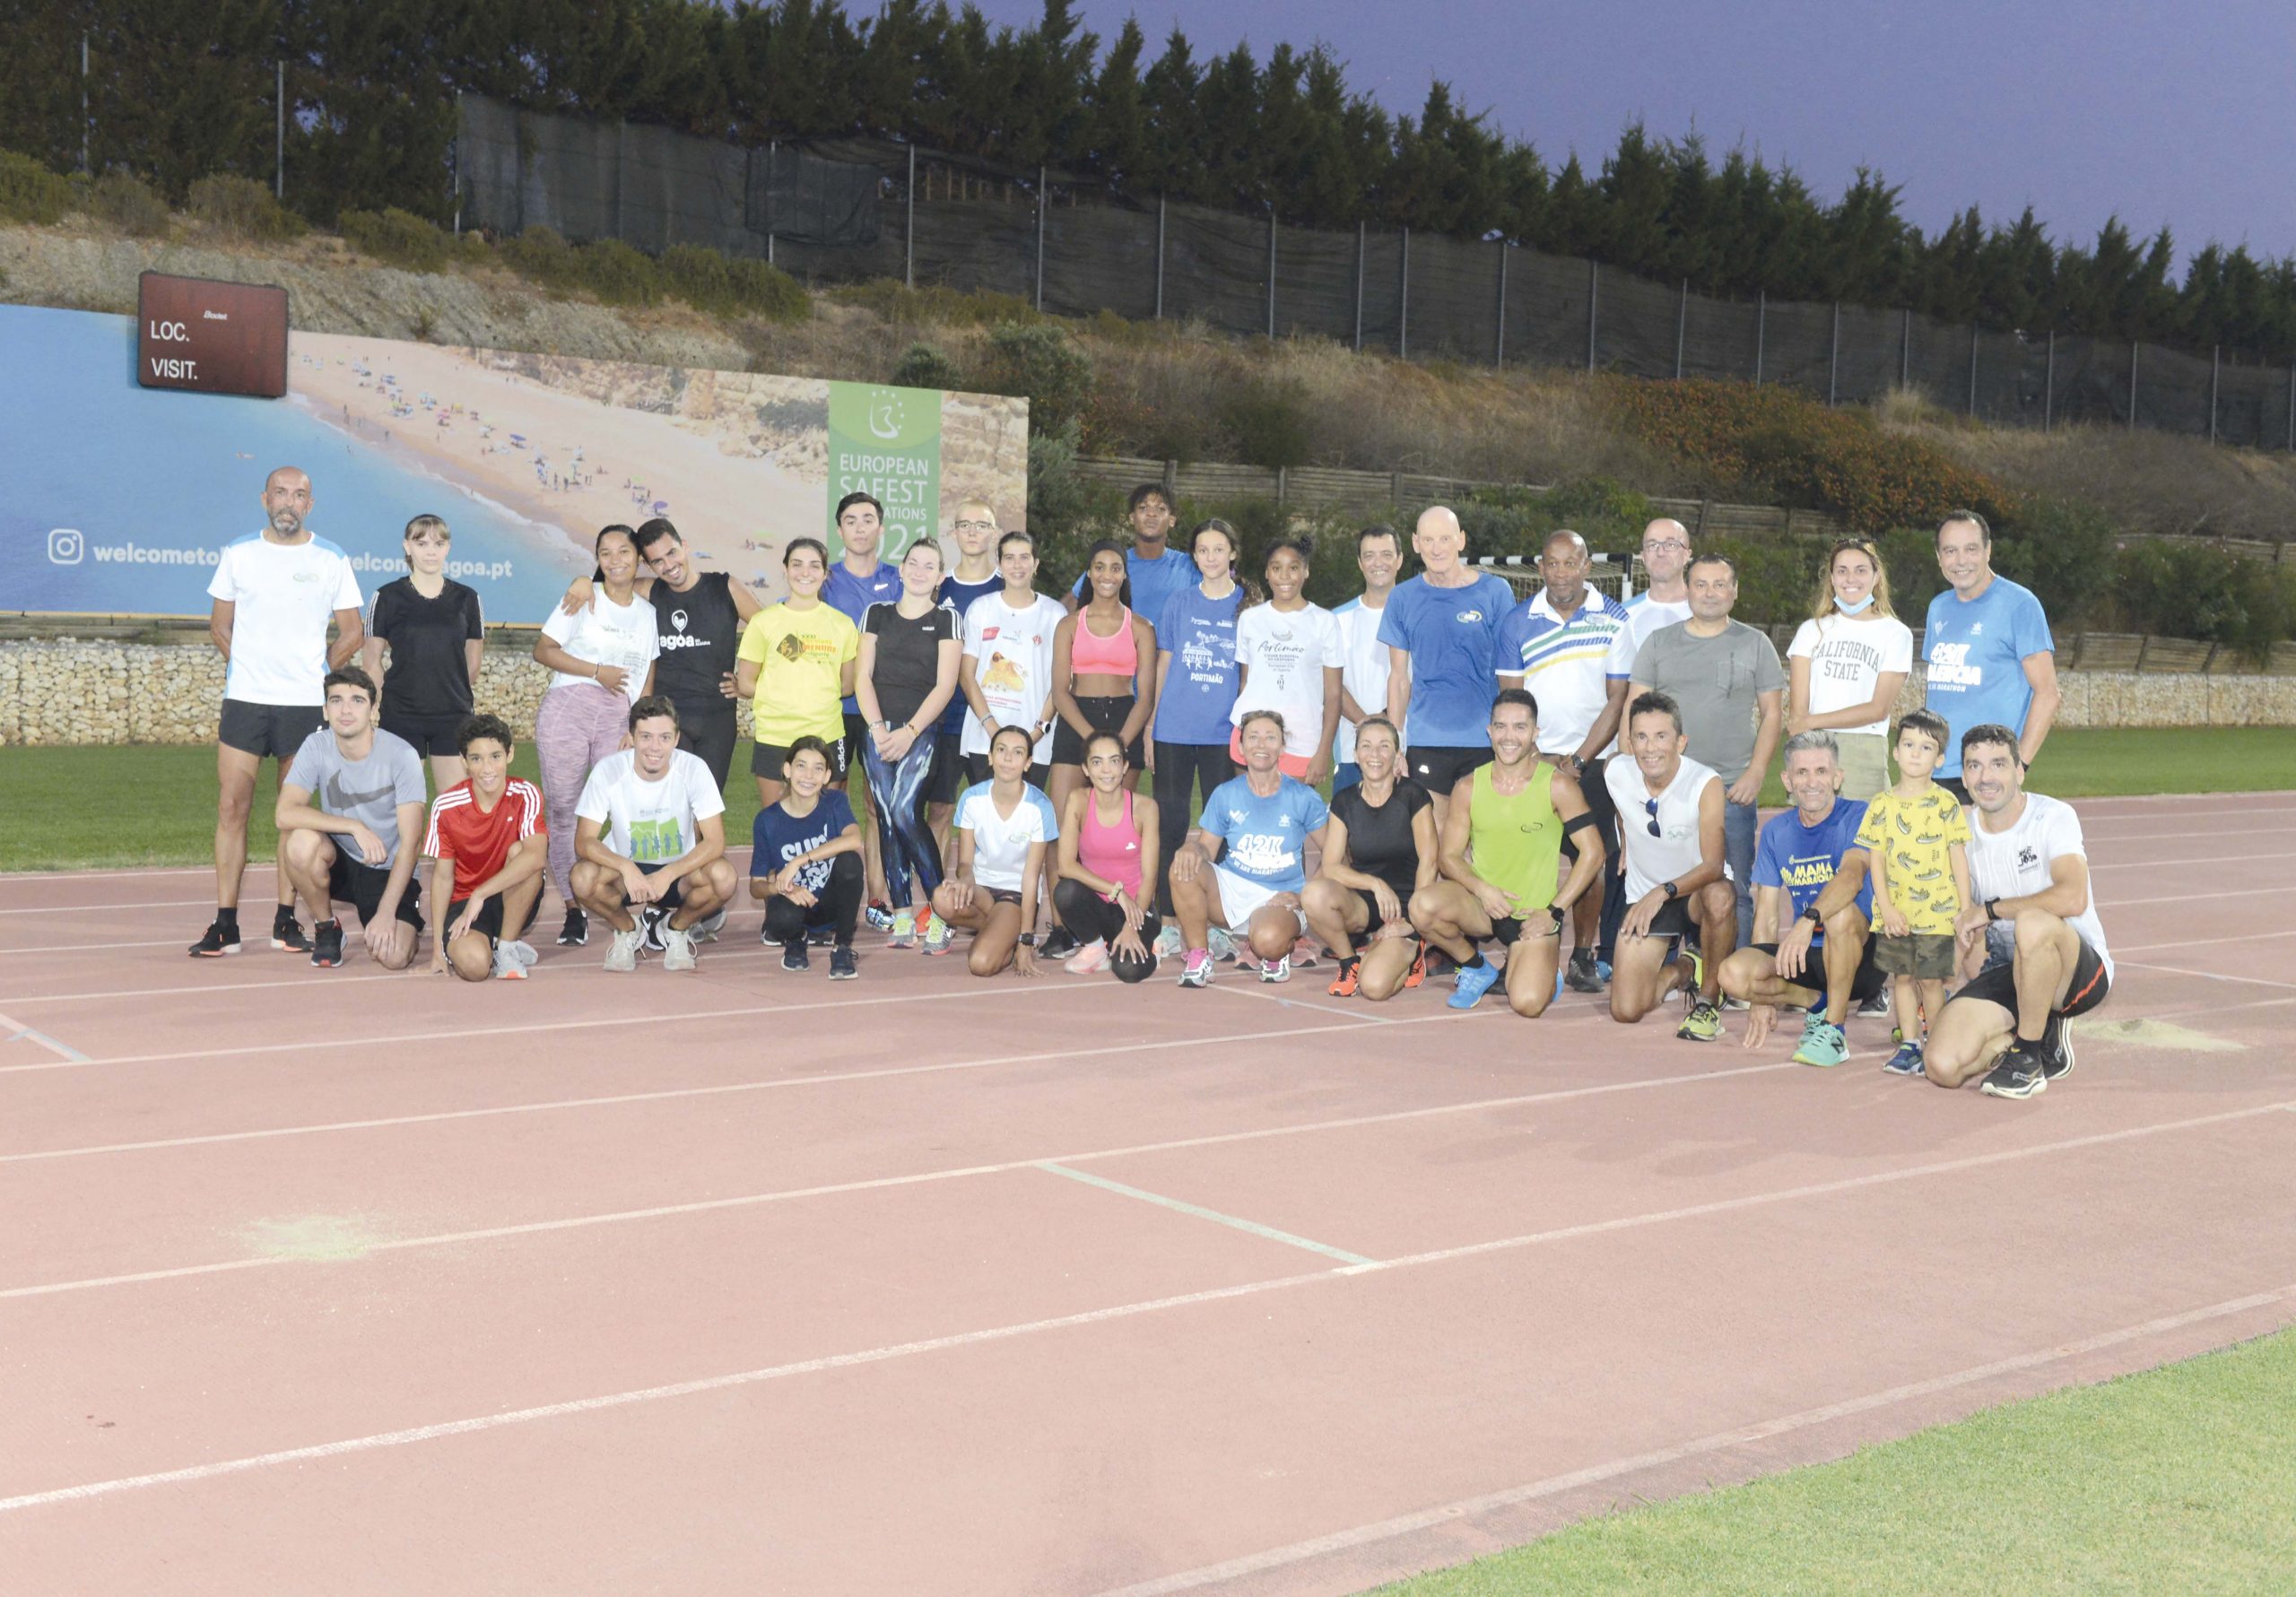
[{"x1": 455, "y1": 95, "x2": 2296, "y2": 453}]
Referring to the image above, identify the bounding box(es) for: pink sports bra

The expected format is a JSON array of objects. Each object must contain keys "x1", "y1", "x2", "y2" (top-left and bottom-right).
[
  {"x1": 1070, "y1": 606, "x2": 1138, "y2": 676},
  {"x1": 1079, "y1": 788, "x2": 1144, "y2": 898}
]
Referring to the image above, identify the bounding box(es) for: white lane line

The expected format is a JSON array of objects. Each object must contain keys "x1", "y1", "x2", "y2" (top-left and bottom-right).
[
  {"x1": 2092, "y1": 851, "x2": 2296, "y2": 870},
  {"x1": 1092, "y1": 1280, "x2": 2296, "y2": 1596},
  {"x1": 2116, "y1": 959, "x2": 2296, "y2": 993},
  {"x1": 0, "y1": 899, "x2": 215, "y2": 916},
  {"x1": 2114, "y1": 929, "x2": 2296, "y2": 956},
  {"x1": 1037, "y1": 1161, "x2": 1377, "y2": 1266},
  {"x1": 3, "y1": 1099, "x2": 2286, "y2": 1515},
  {"x1": 2100, "y1": 887, "x2": 2285, "y2": 908},
  {"x1": 0, "y1": 939, "x2": 211, "y2": 959},
  {"x1": 0, "y1": 1011, "x2": 85, "y2": 1063}
]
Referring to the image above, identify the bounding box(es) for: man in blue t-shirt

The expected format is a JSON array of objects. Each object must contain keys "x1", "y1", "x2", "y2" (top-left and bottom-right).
[
  {"x1": 1718, "y1": 731, "x2": 1883, "y2": 1066},
  {"x1": 1924, "y1": 510, "x2": 2058, "y2": 796},
  {"x1": 1378, "y1": 505, "x2": 1516, "y2": 825},
  {"x1": 1169, "y1": 709, "x2": 1330, "y2": 988},
  {"x1": 1067, "y1": 483, "x2": 1197, "y2": 629}
]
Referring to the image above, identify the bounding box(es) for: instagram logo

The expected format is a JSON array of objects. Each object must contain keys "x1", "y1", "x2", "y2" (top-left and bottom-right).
[{"x1": 48, "y1": 529, "x2": 85, "y2": 564}]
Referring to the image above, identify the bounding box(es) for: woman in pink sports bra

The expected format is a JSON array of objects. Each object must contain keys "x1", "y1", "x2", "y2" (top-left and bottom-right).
[
  {"x1": 1048, "y1": 538, "x2": 1160, "y2": 826},
  {"x1": 1052, "y1": 731, "x2": 1165, "y2": 980}
]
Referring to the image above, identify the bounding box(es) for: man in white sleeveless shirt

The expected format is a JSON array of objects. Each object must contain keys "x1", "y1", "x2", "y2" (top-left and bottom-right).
[{"x1": 1605, "y1": 691, "x2": 1738, "y2": 1037}]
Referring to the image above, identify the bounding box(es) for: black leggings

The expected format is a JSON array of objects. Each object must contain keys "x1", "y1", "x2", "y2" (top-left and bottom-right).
[
  {"x1": 1152, "y1": 741, "x2": 1239, "y2": 916},
  {"x1": 1051, "y1": 879, "x2": 1162, "y2": 984},
  {"x1": 762, "y1": 850, "x2": 863, "y2": 947}
]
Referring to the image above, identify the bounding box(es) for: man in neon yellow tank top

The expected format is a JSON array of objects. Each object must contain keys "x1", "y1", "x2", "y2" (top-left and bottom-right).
[{"x1": 1408, "y1": 689, "x2": 1605, "y2": 1015}]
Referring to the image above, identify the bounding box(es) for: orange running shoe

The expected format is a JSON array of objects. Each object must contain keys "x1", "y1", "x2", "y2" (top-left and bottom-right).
[
  {"x1": 1326, "y1": 957, "x2": 1361, "y2": 998},
  {"x1": 1402, "y1": 946, "x2": 1428, "y2": 989}
]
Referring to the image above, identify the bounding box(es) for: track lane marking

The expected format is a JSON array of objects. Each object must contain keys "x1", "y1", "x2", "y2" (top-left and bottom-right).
[{"x1": 1037, "y1": 1161, "x2": 1376, "y2": 1265}]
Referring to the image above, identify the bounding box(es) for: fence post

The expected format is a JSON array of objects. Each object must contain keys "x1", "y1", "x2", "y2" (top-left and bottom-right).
[
  {"x1": 2044, "y1": 330, "x2": 2054, "y2": 430},
  {"x1": 1155, "y1": 195, "x2": 1166, "y2": 320},
  {"x1": 1586, "y1": 258, "x2": 1598, "y2": 372},
  {"x1": 765, "y1": 141, "x2": 776, "y2": 265},
  {"x1": 1265, "y1": 208, "x2": 1277, "y2": 339},
  {"x1": 274, "y1": 60, "x2": 284, "y2": 200},
  {"x1": 1033, "y1": 164, "x2": 1046, "y2": 312},
  {"x1": 614, "y1": 118, "x2": 626, "y2": 239},
  {"x1": 1493, "y1": 240, "x2": 1508, "y2": 368},
  {"x1": 2209, "y1": 344, "x2": 2220, "y2": 445},
  {"x1": 1967, "y1": 324, "x2": 1978, "y2": 415},
  {"x1": 2287, "y1": 364, "x2": 2294, "y2": 452},
  {"x1": 2129, "y1": 341, "x2": 2139, "y2": 431},
  {"x1": 1352, "y1": 221, "x2": 1364, "y2": 351},
  {"x1": 80, "y1": 34, "x2": 89, "y2": 175},
  {"x1": 904, "y1": 146, "x2": 916, "y2": 290},
  {"x1": 1900, "y1": 308, "x2": 1910, "y2": 389},
  {"x1": 1753, "y1": 289, "x2": 1764, "y2": 383},
  {"x1": 1674, "y1": 279, "x2": 1686, "y2": 379},
  {"x1": 1827, "y1": 302, "x2": 1839, "y2": 404},
  {"x1": 1399, "y1": 228, "x2": 1410, "y2": 360},
  {"x1": 450, "y1": 90, "x2": 461, "y2": 235}
]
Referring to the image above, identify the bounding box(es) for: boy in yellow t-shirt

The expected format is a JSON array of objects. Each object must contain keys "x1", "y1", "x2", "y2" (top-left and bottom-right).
[
  {"x1": 734, "y1": 537, "x2": 860, "y2": 810},
  {"x1": 1855, "y1": 707, "x2": 1972, "y2": 1077}
]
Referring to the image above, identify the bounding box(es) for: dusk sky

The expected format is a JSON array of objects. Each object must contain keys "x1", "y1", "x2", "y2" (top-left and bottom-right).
[{"x1": 975, "y1": 0, "x2": 2295, "y2": 266}]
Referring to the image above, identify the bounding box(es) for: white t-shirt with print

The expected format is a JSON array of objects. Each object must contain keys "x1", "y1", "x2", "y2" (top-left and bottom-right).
[
  {"x1": 1230, "y1": 602, "x2": 1344, "y2": 759},
  {"x1": 959, "y1": 592, "x2": 1065, "y2": 761},
  {"x1": 1966, "y1": 792, "x2": 2112, "y2": 978},
  {"x1": 574, "y1": 748, "x2": 725, "y2": 864},
  {"x1": 954, "y1": 781, "x2": 1060, "y2": 891},
  {"x1": 1788, "y1": 613, "x2": 1916, "y2": 736},
  {"x1": 206, "y1": 532, "x2": 363, "y2": 705},
  {"x1": 541, "y1": 591, "x2": 661, "y2": 702}
]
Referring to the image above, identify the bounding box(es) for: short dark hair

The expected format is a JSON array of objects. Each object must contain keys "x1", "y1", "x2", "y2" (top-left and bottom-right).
[
  {"x1": 323, "y1": 665, "x2": 377, "y2": 704},
  {"x1": 1238, "y1": 707, "x2": 1287, "y2": 738},
  {"x1": 634, "y1": 516, "x2": 680, "y2": 552},
  {"x1": 1937, "y1": 509, "x2": 1991, "y2": 546},
  {"x1": 1355, "y1": 523, "x2": 1399, "y2": 551},
  {"x1": 784, "y1": 536, "x2": 829, "y2": 568},
  {"x1": 1126, "y1": 482, "x2": 1172, "y2": 515},
  {"x1": 457, "y1": 712, "x2": 514, "y2": 756},
  {"x1": 1895, "y1": 708, "x2": 1950, "y2": 750},
  {"x1": 997, "y1": 529, "x2": 1036, "y2": 559},
  {"x1": 629, "y1": 694, "x2": 679, "y2": 732},
  {"x1": 987, "y1": 722, "x2": 1036, "y2": 756},
  {"x1": 786, "y1": 734, "x2": 835, "y2": 769},
  {"x1": 835, "y1": 490, "x2": 883, "y2": 524},
  {"x1": 1491, "y1": 687, "x2": 1539, "y2": 722},
  {"x1": 1627, "y1": 690, "x2": 1683, "y2": 734},
  {"x1": 1960, "y1": 722, "x2": 2020, "y2": 762},
  {"x1": 1686, "y1": 551, "x2": 1738, "y2": 580}
]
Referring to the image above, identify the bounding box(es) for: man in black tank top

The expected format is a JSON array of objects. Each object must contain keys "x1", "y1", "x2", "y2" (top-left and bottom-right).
[{"x1": 635, "y1": 518, "x2": 760, "y2": 794}]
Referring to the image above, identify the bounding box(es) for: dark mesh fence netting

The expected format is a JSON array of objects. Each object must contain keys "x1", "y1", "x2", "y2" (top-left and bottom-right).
[{"x1": 456, "y1": 94, "x2": 2291, "y2": 449}]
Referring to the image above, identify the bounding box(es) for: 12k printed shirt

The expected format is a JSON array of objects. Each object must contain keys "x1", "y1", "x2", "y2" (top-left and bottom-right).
[{"x1": 1198, "y1": 775, "x2": 1330, "y2": 894}]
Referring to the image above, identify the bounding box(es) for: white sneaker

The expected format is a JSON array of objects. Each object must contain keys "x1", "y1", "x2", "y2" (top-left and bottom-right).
[
  {"x1": 1152, "y1": 923, "x2": 1184, "y2": 959},
  {"x1": 694, "y1": 907, "x2": 726, "y2": 944},
  {"x1": 490, "y1": 943, "x2": 528, "y2": 981},
  {"x1": 1258, "y1": 955, "x2": 1292, "y2": 984},
  {"x1": 660, "y1": 924, "x2": 697, "y2": 972},
  {"x1": 505, "y1": 940, "x2": 539, "y2": 968},
  {"x1": 604, "y1": 926, "x2": 644, "y2": 973},
  {"x1": 1206, "y1": 926, "x2": 1239, "y2": 963}
]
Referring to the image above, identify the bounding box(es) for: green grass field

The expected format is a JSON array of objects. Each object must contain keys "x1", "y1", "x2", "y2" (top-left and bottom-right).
[
  {"x1": 1376, "y1": 1326, "x2": 2296, "y2": 1596},
  {"x1": 6, "y1": 726, "x2": 2294, "y2": 874}
]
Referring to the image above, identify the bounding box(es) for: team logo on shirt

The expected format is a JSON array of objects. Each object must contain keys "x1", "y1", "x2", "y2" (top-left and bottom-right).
[
  {"x1": 2018, "y1": 846, "x2": 2039, "y2": 870},
  {"x1": 671, "y1": 609, "x2": 689, "y2": 632},
  {"x1": 776, "y1": 633, "x2": 807, "y2": 661},
  {"x1": 1456, "y1": 609, "x2": 1484, "y2": 623},
  {"x1": 1970, "y1": 623, "x2": 1985, "y2": 635}
]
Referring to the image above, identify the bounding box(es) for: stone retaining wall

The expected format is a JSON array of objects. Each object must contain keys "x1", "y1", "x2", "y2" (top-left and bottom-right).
[{"x1": 2, "y1": 638, "x2": 2292, "y2": 745}]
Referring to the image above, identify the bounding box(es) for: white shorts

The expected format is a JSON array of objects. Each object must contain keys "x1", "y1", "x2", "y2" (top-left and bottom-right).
[{"x1": 1213, "y1": 865, "x2": 1308, "y2": 936}]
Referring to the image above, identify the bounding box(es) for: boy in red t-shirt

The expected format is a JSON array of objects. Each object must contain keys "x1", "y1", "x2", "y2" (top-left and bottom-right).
[{"x1": 423, "y1": 714, "x2": 548, "y2": 981}]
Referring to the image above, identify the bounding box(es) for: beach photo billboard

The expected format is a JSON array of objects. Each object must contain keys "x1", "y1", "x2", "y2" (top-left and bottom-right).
[{"x1": 2, "y1": 304, "x2": 1030, "y2": 621}]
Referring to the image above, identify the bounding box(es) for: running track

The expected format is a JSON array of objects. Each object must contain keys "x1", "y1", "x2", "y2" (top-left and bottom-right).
[{"x1": 4, "y1": 792, "x2": 2294, "y2": 1593}]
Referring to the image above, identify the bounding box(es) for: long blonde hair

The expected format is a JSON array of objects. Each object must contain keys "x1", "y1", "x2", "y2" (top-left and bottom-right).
[{"x1": 1808, "y1": 537, "x2": 1895, "y2": 622}]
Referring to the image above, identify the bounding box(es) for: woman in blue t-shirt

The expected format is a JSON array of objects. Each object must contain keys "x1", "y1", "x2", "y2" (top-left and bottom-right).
[{"x1": 1149, "y1": 519, "x2": 1246, "y2": 935}]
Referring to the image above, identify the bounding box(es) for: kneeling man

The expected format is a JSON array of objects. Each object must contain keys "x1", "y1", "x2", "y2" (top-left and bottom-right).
[
  {"x1": 1605, "y1": 691, "x2": 1737, "y2": 1035},
  {"x1": 1925, "y1": 724, "x2": 2113, "y2": 1100},
  {"x1": 1719, "y1": 731, "x2": 1884, "y2": 1065},
  {"x1": 276, "y1": 667, "x2": 428, "y2": 969},
  {"x1": 425, "y1": 714, "x2": 547, "y2": 981},
  {"x1": 570, "y1": 696, "x2": 736, "y2": 972}
]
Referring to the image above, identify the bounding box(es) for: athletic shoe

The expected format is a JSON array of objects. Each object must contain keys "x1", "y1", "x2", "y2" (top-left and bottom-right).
[
  {"x1": 604, "y1": 926, "x2": 643, "y2": 973},
  {"x1": 1206, "y1": 925, "x2": 1239, "y2": 964},
  {"x1": 1258, "y1": 954, "x2": 1291, "y2": 984},
  {"x1": 491, "y1": 942, "x2": 529, "y2": 981},
  {"x1": 1064, "y1": 940, "x2": 1110, "y2": 976},
  {"x1": 780, "y1": 941, "x2": 811, "y2": 973},
  {"x1": 558, "y1": 905, "x2": 588, "y2": 947},
  {"x1": 2042, "y1": 1020, "x2": 2076, "y2": 1081},
  {"x1": 829, "y1": 945, "x2": 858, "y2": 980},
  {"x1": 639, "y1": 906, "x2": 668, "y2": 954},
  {"x1": 1153, "y1": 923, "x2": 1184, "y2": 959},
  {"x1": 806, "y1": 924, "x2": 835, "y2": 948},
  {"x1": 1564, "y1": 949, "x2": 1605, "y2": 994},
  {"x1": 271, "y1": 911, "x2": 309, "y2": 953},
  {"x1": 1554, "y1": 966, "x2": 1566, "y2": 1005},
  {"x1": 1596, "y1": 959, "x2": 1613, "y2": 984},
  {"x1": 865, "y1": 899, "x2": 895, "y2": 933},
  {"x1": 1403, "y1": 948, "x2": 1428, "y2": 989},
  {"x1": 1793, "y1": 1019, "x2": 1850, "y2": 1068},
  {"x1": 920, "y1": 914, "x2": 954, "y2": 956},
  {"x1": 1883, "y1": 1039, "x2": 1927, "y2": 1076},
  {"x1": 1039, "y1": 928, "x2": 1079, "y2": 961},
  {"x1": 694, "y1": 907, "x2": 726, "y2": 943},
  {"x1": 1178, "y1": 949, "x2": 1214, "y2": 988},
  {"x1": 309, "y1": 920, "x2": 346, "y2": 969},
  {"x1": 1676, "y1": 1001, "x2": 1724, "y2": 1042},
  {"x1": 188, "y1": 917, "x2": 241, "y2": 958},
  {"x1": 1979, "y1": 1045, "x2": 2049, "y2": 1100},
  {"x1": 1289, "y1": 937, "x2": 1320, "y2": 969},
  {"x1": 660, "y1": 924, "x2": 698, "y2": 973},
  {"x1": 1327, "y1": 957, "x2": 1361, "y2": 998},
  {"x1": 1425, "y1": 950, "x2": 1457, "y2": 980},
  {"x1": 1448, "y1": 959, "x2": 1500, "y2": 1010},
  {"x1": 888, "y1": 911, "x2": 918, "y2": 950},
  {"x1": 505, "y1": 940, "x2": 539, "y2": 970},
  {"x1": 1720, "y1": 994, "x2": 1751, "y2": 1012},
  {"x1": 1857, "y1": 988, "x2": 1892, "y2": 1020}
]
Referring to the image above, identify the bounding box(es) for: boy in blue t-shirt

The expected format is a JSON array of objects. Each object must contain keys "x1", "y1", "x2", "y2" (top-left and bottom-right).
[
  {"x1": 1169, "y1": 710, "x2": 1330, "y2": 988},
  {"x1": 747, "y1": 737, "x2": 864, "y2": 974}
]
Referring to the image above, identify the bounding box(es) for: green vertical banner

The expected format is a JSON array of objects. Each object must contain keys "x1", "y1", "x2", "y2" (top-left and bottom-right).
[{"x1": 826, "y1": 380, "x2": 943, "y2": 559}]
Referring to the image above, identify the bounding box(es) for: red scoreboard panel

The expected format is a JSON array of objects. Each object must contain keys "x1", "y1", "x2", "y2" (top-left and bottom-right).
[{"x1": 136, "y1": 272, "x2": 290, "y2": 398}]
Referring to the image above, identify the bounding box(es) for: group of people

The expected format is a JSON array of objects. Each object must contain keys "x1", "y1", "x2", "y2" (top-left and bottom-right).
[{"x1": 195, "y1": 464, "x2": 2108, "y2": 1103}]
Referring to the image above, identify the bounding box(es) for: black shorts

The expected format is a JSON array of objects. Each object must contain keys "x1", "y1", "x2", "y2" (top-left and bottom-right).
[
  {"x1": 219, "y1": 699, "x2": 324, "y2": 759},
  {"x1": 622, "y1": 859, "x2": 686, "y2": 914},
  {"x1": 926, "y1": 733, "x2": 969, "y2": 806},
  {"x1": 444, "y1": 894, "x2": 525, "y2": 946},
  {"x1": 379, "y1": 711, "x2": 469, "y2": 759},
  {"x1": 1486, "y1": 907, "x2": 1561, "y2": 948},
  {"x1": 676, "y1": 707, "x2": 739, "y2": 794},
  {"x1": 1750, "y1": 936, "x2": 1886, "y2": 1005},
  {"x1": 963, "y1": 752, "x2": 1050, "y2": 789},
  {"x1": 1050, "y1": 695, "x2": 1145, "y2": 768},
  {"x1": 1953, "y1": 937, "x2": 2113, "y2": 1020},
  {"x1": 1631, "y1": 897, "x2": 1696, "y2": 942},
  {"x1": 987, "y1": 887, "x2": 1024, "y2": 907},
  {"x1": 1406, "y1": 744, "x2": 1490, "y2": 796},
  {"x1": 753, "y1": 734, "x2": 850, "y2": 784},
  {"x1": 326, "y1": 852, "x2": 424, "y2": 930}
]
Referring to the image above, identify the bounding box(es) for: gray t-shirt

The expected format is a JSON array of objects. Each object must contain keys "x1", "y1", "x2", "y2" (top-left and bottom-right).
[
  {"x1": 1631, "y1": 619, "x2": 1785, "y2": 782},
  {"x1": 284, "y1": 727, "x2": 430, "y2": 868}
]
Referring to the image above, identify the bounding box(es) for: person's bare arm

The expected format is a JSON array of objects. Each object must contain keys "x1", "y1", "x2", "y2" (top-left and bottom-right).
[
  {"x1": 426, "y1": 855, "x2": 457, "y2": 972},
  {"x1": 465, "y1": 636, "x2": 486, "y2": 690},
  {"x1": 1049, "y1": 615, "x2": 1089, "y2": 735},
  {"x1": 855, "y1": 631, "x2": 888, "y2": 726},
  {"x1": 361, "y1": 633, "x2": 388, "y2": 697},
  {"x1": 1119, "y1": 616, "x2": 1159, "y2": 744},
  {"x1": 2019, "y1": 652, "x2": 2061, "y2": 766},
  {"x1": 1575, "y1": 678, "x2": 1629, "y2": 767},
  {"x1": 1549, "y1": 771, "x2": 1603, "y2": 914},
  {"x1": 329, "y1": 607, "x2": 364, "y2": 669},
  {"x1": 210, "y1": 598, "x2": 234, "y2": 661},
  {"x1": 959, "y1": 650, "x2": 992, "y2": 728},
  {"x1": 373, "y1": 800, "x2": 424, "y2": 922},
  {"x1": 1309, "y1": 664, "x2": 1342, "y2": 784},
  {"x1": 275, "y1": 782, "x2": 388, "y2": 866},
  {"x1": 1383, "y1": 646, "x2": 1413, "y2": 742}
]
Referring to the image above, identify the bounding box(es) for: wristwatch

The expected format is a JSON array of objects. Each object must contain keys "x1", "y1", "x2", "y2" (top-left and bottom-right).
[
  {"x1": 1800, "y1": 906, "x2": 1823, "y2": 926},
  {"x1": 1660, "y1": 881, "x2": 1680, "y2": 901},
  {"x1": 1548, "y1": 904, "x2": 1568, "y2": 932},
  {"x1": 1983, "y1": 898, "x2": 2003, "y2": 922},
  {"x1": 1017, "y1": 932, "x2": 1039, "y2": 948}
]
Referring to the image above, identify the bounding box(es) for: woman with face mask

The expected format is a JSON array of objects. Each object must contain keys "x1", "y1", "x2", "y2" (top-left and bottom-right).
[{"x1": 1787, "y1": 539, "x2": 1914, "y2": 802}]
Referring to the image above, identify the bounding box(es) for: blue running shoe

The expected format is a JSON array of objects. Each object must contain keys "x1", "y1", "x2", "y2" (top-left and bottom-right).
[
  {"x1": 1449, "y1": 959, "x2": 1501, "y2": 1010},
  {"x1": 1883, "y1": 1039, "x2": 1927, "y2": 1076}
]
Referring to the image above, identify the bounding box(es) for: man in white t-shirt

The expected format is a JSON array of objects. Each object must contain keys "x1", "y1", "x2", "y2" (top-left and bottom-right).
[
  {"x1": 192, "y1": 466, "x2": 366, "y2": 959},
  {"x1": 1331, "y1": 524, "x2": 1400, "y2": 794},
  {"x1": 1924, "y1": 723, "x2": 2113, "y2": 1101},
  {"x1": 569, "y1": 697, "x2": 736, "y2": 973},
  {"x1": 1605, "y1": 691, "x2": 1737, "y2": 1038}
]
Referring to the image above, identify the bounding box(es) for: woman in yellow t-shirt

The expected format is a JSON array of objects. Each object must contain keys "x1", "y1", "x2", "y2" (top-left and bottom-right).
[{"x1": 735, "y1": 537, "x2": 860, "y2": 809}]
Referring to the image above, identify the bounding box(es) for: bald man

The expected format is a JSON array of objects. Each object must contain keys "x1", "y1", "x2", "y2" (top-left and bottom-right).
[
  {"x1": 192, "y1": 466, "x2": 366, "y2": 958},
  {"x1": 1378, "y1": 506, "x2": 1516, "y2": 829}
]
